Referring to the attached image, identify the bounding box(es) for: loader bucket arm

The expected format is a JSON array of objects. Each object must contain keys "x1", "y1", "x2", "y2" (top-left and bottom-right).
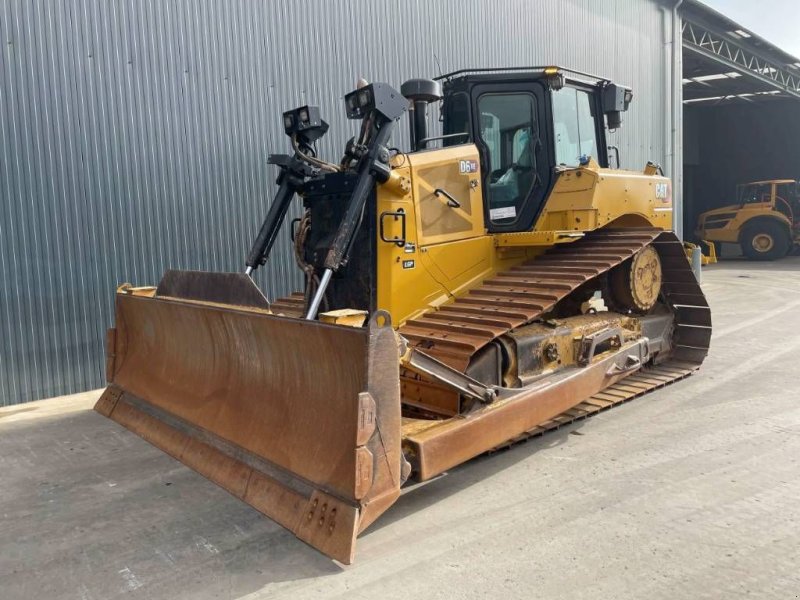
[{"x1": 96, "y1": 273, "x2": 403, "y2": 564}]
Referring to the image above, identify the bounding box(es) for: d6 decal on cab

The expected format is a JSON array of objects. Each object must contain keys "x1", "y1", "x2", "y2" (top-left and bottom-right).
[{"x1": 459, "y1": 160, "x2": 478, "y2": 174}]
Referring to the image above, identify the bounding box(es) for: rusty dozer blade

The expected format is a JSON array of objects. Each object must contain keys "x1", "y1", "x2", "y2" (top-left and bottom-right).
[{"x1": 96, "y1": 271, "x2": 403, "y2": 564}]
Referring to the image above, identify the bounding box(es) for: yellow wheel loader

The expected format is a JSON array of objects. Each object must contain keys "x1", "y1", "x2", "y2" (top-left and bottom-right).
[
  {"x1": 696, "y1": 179, "x2": 800, "y2": 260},
  {"x1": 96, "y1": 67, "x2": 711, "y2": 563}
]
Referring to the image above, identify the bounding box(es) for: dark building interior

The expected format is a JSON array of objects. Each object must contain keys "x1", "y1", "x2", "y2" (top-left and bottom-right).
[{"x1": 681, "y1": 1, "x2": 800, "y2": 246}]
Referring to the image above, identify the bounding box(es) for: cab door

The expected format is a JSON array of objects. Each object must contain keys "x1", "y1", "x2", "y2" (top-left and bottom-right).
[
  {"x1": 469, "y1": 83, "x2": 551, "y2": 233},
  {"x1": 408, "y1": 144, "x2": 492, "y2": 286}
]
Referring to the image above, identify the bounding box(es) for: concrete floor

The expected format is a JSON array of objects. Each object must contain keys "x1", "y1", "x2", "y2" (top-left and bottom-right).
[{"x1": 2, "y1": 258, "x2": 800, "y2": 599}]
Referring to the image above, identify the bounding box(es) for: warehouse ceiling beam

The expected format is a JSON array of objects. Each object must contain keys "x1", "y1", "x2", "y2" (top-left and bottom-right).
[{"x1": 682, "y1": 18, "x2": 800, "y2": 101}]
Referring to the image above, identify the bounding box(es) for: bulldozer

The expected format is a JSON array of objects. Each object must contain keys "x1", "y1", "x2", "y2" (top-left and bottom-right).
[
  {"x1": 96, "y1": 67, "x2": 711, "y2": 563},
  {"x1": 695, "y1": 179, "x2": 800, "y2": 260}
]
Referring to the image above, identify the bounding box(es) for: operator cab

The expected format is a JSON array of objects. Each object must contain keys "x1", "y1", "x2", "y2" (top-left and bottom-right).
[
  {"x1": 737, "y1": 179, "x2": 800, "y2": 226},
  {"x1": 435, "y1": 67, "x2": 632, "y2": 233}
]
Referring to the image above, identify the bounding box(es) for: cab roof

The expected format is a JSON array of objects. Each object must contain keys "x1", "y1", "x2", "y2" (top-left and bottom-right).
[{"x1": 740, "y1": 179, "x2": 796, "y2": 186}]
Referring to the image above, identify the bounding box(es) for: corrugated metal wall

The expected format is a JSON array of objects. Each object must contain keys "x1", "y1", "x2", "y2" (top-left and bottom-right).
[{"x1": 0, "y1": 0, "x2": 671, "y2": 406}]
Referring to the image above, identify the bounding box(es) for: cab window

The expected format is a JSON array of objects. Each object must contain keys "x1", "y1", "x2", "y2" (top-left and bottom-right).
[
  {"x1": 775, "y1": 183, "x2": 798, "y2": 222},
  {"x1": 775, "y1": 183, "x2": 796, "y2": 202},
  {"x1": 552, "y1": 87, "x2": 599, "y2": 166},
  {"x1": 477, "y1": 93, "x2": 539, "y2": 224},
  {"x1": 442, "y1": 91, "x2": 471, "y2": 147},
  {"x1": 737, "y1": 184, "x2": 772, "y2": 204}
]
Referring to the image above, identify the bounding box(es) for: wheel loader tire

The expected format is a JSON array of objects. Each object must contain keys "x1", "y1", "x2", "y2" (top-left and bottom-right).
[{"x1": 741, "y1": 220, "x2": 790, "y2": 261}]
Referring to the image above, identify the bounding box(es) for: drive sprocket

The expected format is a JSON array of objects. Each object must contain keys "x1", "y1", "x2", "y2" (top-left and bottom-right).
[{"x1": 608, "y1": 244, "x2": 662, "y2": 313}]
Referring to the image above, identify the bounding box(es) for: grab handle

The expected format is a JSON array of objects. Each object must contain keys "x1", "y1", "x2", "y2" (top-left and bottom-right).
[{"x1": 379, "y1": 209, "x2": 406, "y2": 247}]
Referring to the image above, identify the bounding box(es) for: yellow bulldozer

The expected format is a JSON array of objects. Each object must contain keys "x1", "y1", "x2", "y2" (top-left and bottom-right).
[
  {"x1": 96, "y1": 67, "x2": 711, "y2": 563},
  {"x1": 696, "y1": 179, "x2": 800, "y2": 260}
]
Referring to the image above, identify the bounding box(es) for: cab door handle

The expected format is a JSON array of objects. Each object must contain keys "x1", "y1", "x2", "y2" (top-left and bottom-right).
[{"x1": 434, "y1": 188, "x2": 461, "y2": 208}]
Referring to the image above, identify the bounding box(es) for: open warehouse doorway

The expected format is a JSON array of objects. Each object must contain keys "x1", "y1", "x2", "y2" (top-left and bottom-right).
[{"x1": 681, "y1": 1, "x2": 800, "y2": 257}]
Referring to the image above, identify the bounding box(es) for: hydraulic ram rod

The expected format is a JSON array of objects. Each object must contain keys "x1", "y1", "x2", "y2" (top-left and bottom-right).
[
  {"x1": 323, "y1": 123, "x2": 394, "y2": 271},
  {"x1": 304, "y1": 122, "x2": 395, "y2": 320},
  {"x1": 245, "y1": 178, "x2": 295, "y2": 276}
]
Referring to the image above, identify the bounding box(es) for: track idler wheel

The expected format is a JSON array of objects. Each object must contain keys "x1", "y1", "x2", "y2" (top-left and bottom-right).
[{"x1": 608, "y1": 245, "x2": 662, "y2": 313}]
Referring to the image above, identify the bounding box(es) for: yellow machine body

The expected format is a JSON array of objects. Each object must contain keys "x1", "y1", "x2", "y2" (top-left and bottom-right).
[
  {"x1": 377, "y1": 144, "x2": 673, "y2": 325},
  {"x1": 696, "y1": 179, "x2": 799, "y2": 260}
]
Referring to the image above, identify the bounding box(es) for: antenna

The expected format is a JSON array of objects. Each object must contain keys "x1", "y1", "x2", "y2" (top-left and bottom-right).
[{"x1": 433, "y1": 53, "x2": 443, "y2": 79}]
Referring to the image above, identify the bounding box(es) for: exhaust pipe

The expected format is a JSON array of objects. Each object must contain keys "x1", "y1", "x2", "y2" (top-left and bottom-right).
[{"x1": 401, "y1": 79, "x2": 442, "y2": 151}]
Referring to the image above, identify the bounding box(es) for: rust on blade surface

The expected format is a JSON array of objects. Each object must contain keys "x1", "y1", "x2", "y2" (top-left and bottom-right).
[{"x1": 96, "y1": 288, "x2": 403, "y2": 564}]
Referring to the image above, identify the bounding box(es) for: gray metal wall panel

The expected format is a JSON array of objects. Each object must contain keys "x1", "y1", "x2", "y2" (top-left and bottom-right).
[{"x1": 0, "y1": 0, "x2": 671, "y2": 406}]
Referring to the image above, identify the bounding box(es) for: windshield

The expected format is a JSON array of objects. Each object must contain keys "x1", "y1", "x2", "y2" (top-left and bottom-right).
[
  {"x1": 736, "y1": 183, "x2": 772, "y2": 204},
  {"x1": 551, "y1": 87, "x2": 599, "y2": 166}
]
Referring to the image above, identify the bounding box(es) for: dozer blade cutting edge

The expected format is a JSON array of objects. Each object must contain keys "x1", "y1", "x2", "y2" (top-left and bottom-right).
[{"x1": 97, "y1": 272, "x2": 403, "y2": 564}]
